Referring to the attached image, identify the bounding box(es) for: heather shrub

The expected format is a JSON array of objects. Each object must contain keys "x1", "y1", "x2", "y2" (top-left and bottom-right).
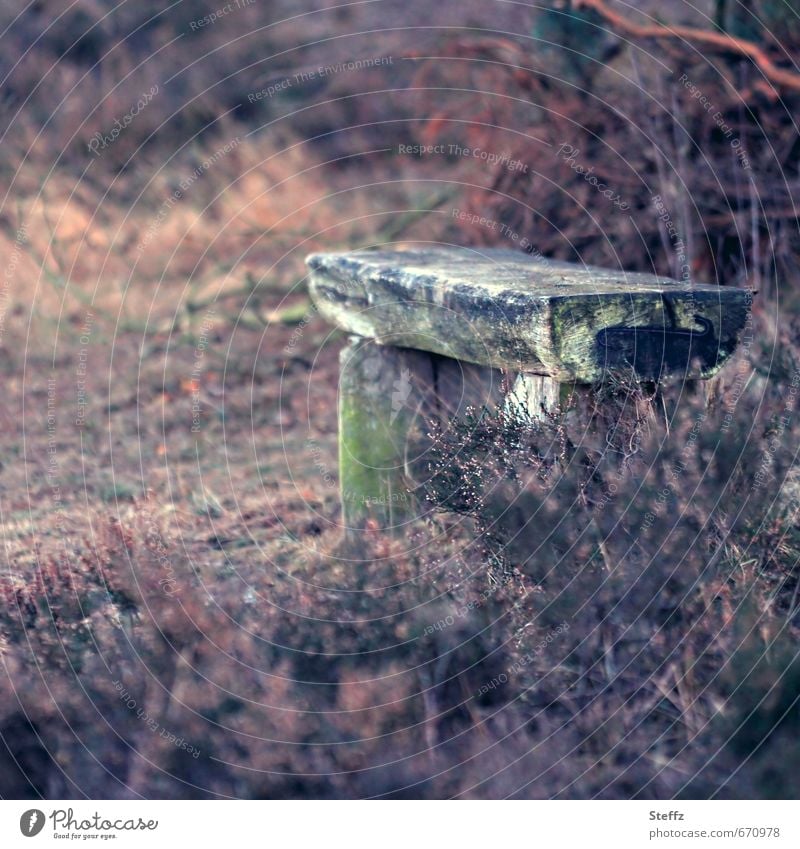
[
  {"x1": 0, "y1": 498, "x2": 536, "y2": 798},
  {"x1": 422, "y1": 314, "x2": 800, "y2": 797},
  {"x1": 2, "y1": 0, "x2": 800, "y2": 802}
]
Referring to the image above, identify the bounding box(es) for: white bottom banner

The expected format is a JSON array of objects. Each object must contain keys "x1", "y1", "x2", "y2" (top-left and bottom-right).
[{"x1": 0, "y1": 800, "x2": 797, "y2": 848}]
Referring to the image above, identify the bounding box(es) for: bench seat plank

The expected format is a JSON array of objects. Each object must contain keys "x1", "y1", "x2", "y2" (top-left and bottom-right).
[{"x1": 307, "y1": 247, "x2": 752, "y2": 383}]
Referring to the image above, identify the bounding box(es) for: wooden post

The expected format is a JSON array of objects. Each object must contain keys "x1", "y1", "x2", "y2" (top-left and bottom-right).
[
  {"x1": 337, "y1": 340, "x2": 510, "y2": 533},
  {"x1": 338, "y1": 337, "x2": 434, "y2": 531},
  {"x1": 504, "y1": 373, "x2": 561, "y2": 420}
]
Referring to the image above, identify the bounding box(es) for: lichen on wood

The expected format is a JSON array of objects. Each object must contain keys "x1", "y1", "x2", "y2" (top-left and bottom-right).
[
  {"x1": 307, "y1": 247, "x2": 752, "y2": 383},
  {"x1": 337, "y1": 337, "x2": 434, "y2": 531}
]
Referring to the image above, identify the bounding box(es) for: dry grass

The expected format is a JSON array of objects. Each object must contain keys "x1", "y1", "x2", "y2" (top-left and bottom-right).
[{"x1": 2, "y1": 0, "x2": 800, "y2": 799}]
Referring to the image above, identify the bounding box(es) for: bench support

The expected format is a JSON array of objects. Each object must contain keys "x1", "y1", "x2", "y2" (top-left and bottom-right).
[
  {"x1": 505, "y1": 373, "x2": 561, "y2": 420},
  {"x1": 338, "y1": 337, "x2": 433, "y2": 531},
  {"x1": 338, "y1": 337, "x2": 566, "y2": 533}
]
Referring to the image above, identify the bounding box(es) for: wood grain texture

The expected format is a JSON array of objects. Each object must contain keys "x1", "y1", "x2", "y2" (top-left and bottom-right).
[{"x1": 307, "y1": 247, "x2": 753, "y2": 383}]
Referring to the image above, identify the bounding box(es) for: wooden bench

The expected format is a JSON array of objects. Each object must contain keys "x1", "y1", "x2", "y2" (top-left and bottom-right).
[{"x1": 305, "y1": 247, "x2": 753, "y2": 531}]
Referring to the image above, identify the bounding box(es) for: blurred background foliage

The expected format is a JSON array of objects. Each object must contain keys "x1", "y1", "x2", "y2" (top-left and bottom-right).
[
  {"x1": 1, "y1": 0, "x2": 800, "y2": 799},
  {"x1": 0, "y1": 0, "x2": 797, "y2": 309}
]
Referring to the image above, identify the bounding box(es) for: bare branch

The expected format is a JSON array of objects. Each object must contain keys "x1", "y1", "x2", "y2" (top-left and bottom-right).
[{"x1": 575, "y1": 0, "x2": 800, "y2": 95}]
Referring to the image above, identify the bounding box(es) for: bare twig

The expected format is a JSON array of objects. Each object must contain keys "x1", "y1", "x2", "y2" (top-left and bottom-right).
[{"x1": 575, "y1": 0, "x2": 800, "y2": 95}]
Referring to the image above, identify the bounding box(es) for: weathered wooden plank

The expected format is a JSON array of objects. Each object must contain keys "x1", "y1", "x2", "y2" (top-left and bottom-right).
[{"x1": 307, "y1": 247, "x2": 752, "y2": 383}]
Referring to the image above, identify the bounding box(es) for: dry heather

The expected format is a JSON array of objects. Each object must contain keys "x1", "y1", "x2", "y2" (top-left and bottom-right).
[
  {"x1": 1, "y1": 299, "x2": 799, "y2": 799},
  {"x1": 1, "y1": 0, "x2": 800, "y2": 799}
]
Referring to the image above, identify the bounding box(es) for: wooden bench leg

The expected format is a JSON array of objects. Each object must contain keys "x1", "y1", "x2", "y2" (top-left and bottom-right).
[
  {"x1": 504, "y1": 373, "x2": 561, "y2": 421},
  {"x1": 338, "y1": 345, "x2": 573, "y2": 532},
  {"x1": 338, "y1": 336, "x2": 435, "y2": 532}
]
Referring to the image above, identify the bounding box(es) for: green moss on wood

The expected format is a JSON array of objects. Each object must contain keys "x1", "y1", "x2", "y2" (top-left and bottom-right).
[
  {"x1": 337, "y1": 338, "x2": 427, "y2": 530},
  {"x1": 307, "y1": 247, "x2": 753, "y2": 383},
  {"x1": 338, "y1": 382, "x2": 414, "y2": 526}
]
